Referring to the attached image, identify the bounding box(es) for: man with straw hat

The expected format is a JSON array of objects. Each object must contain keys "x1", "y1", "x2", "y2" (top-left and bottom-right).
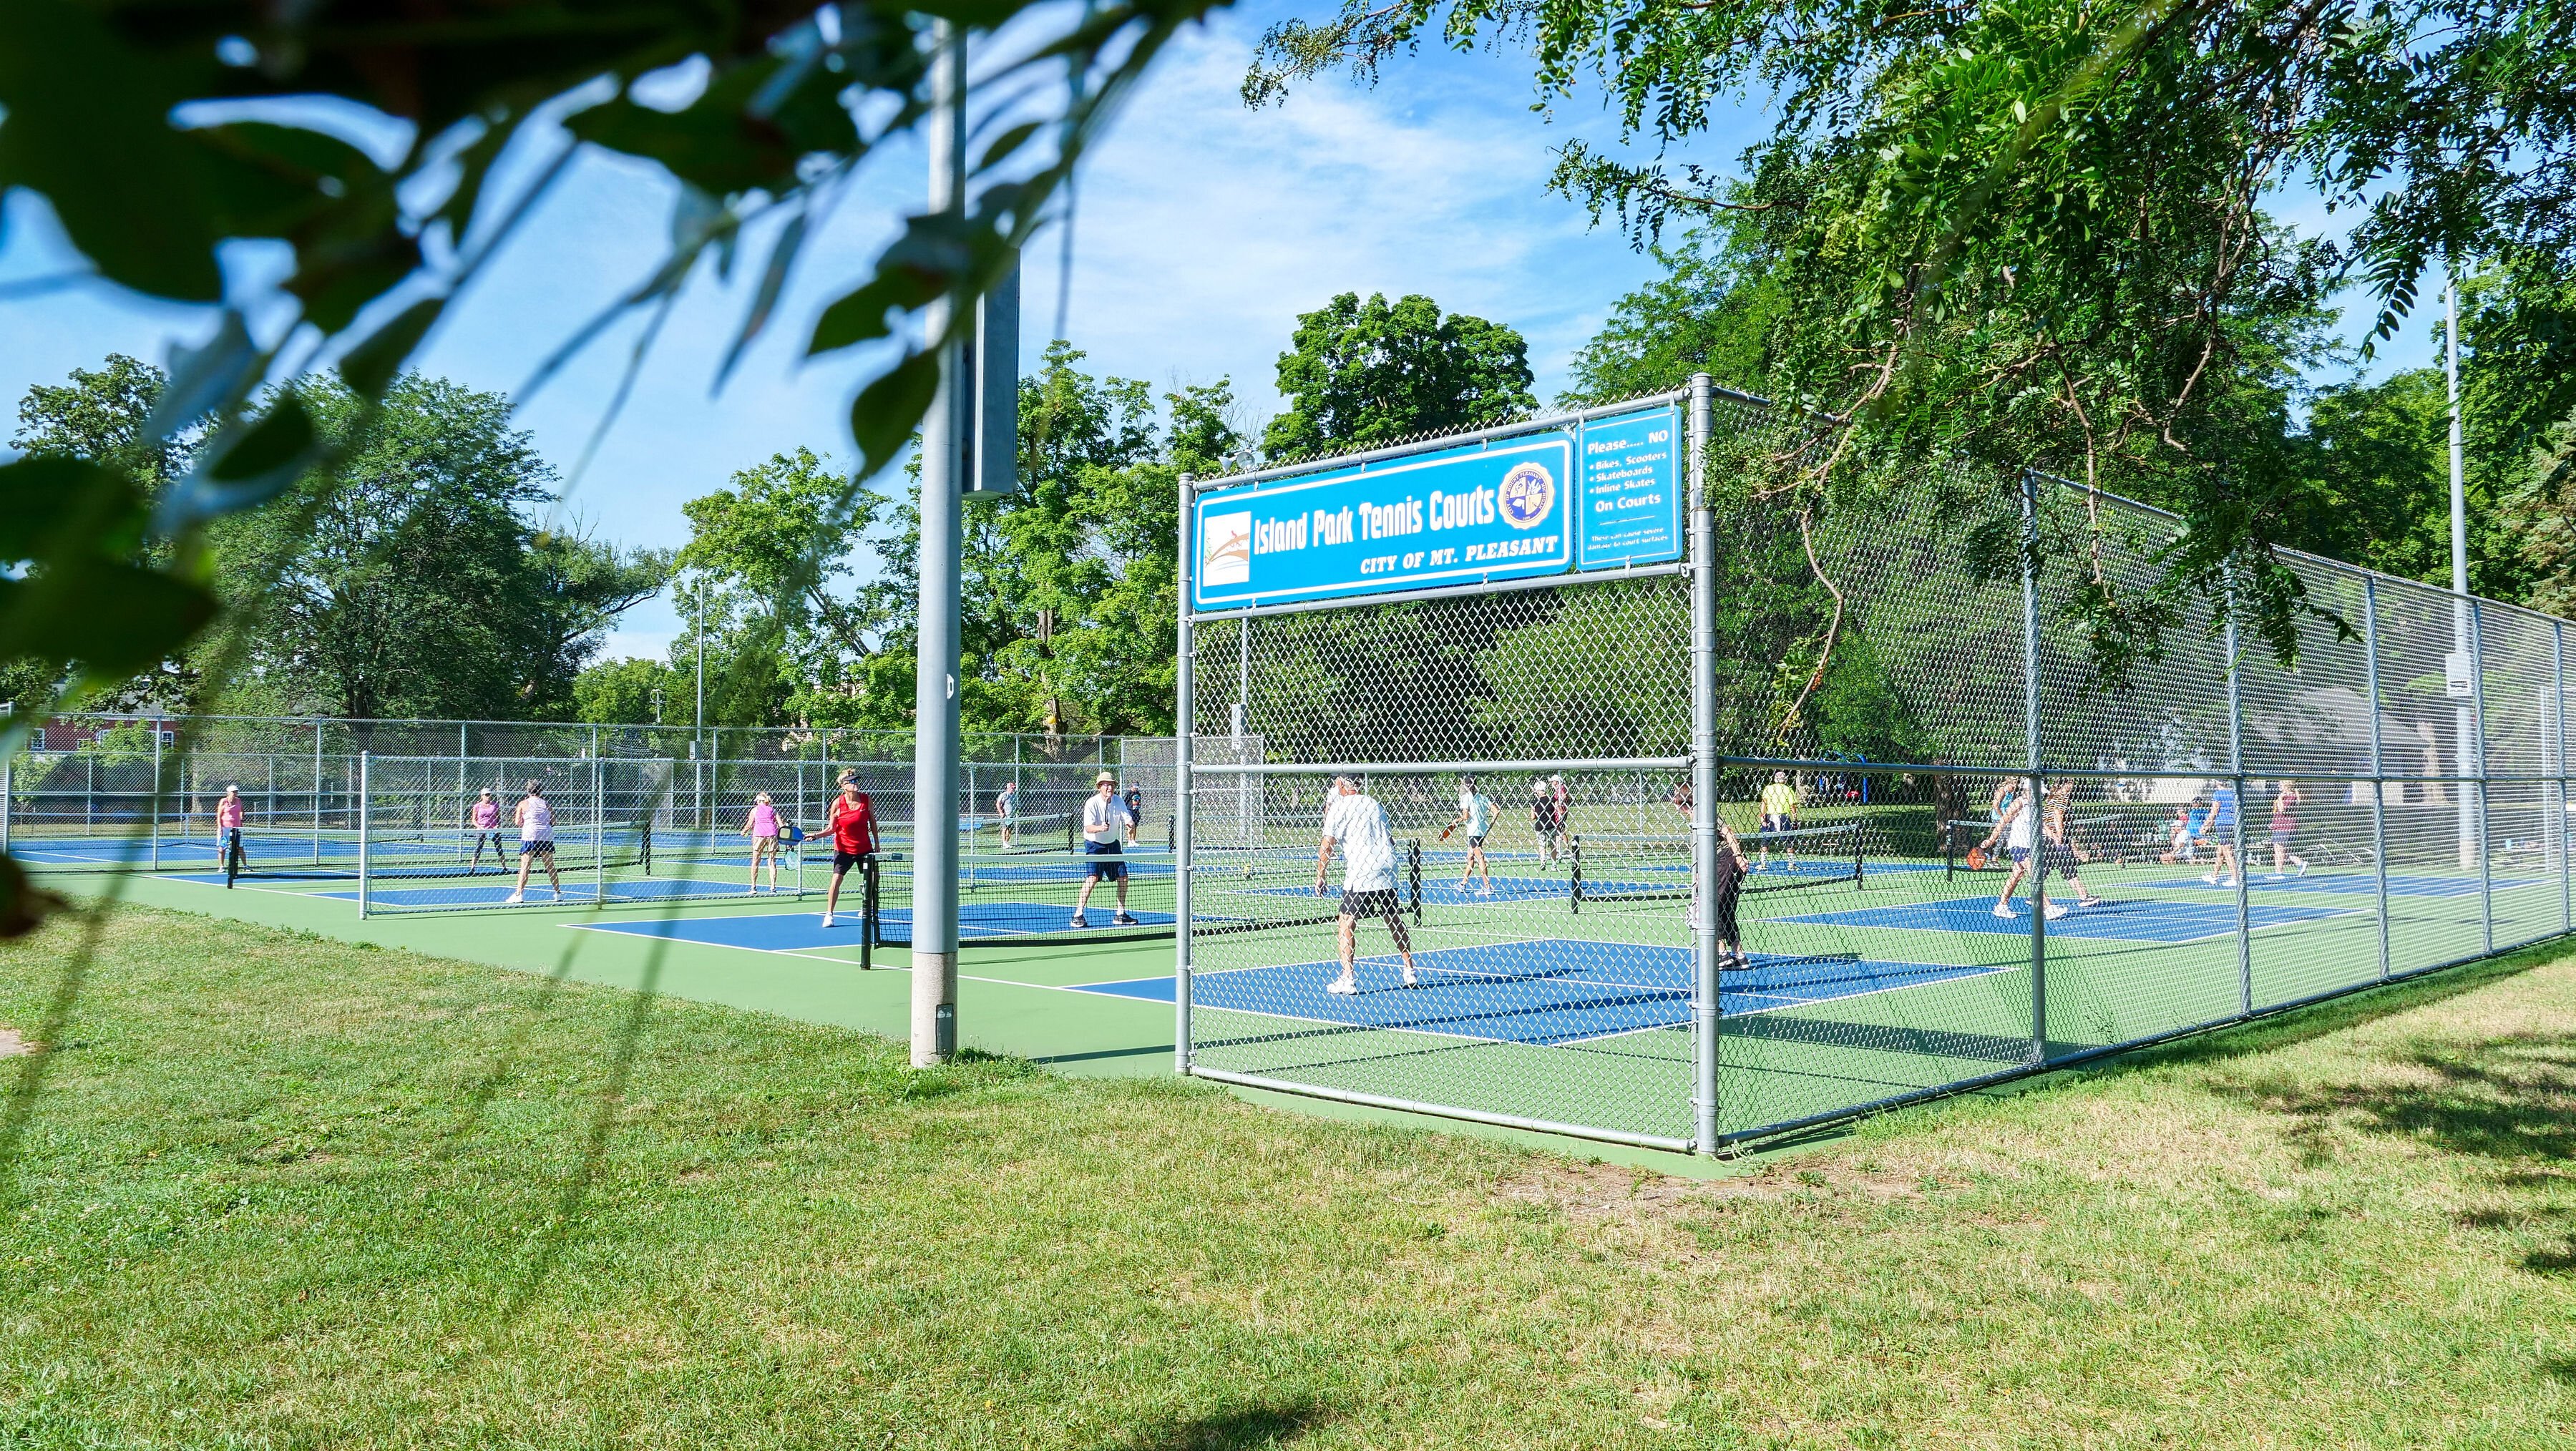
[{"x1": 1070, "y1": 771, "x2": 1138, "y2": 928}]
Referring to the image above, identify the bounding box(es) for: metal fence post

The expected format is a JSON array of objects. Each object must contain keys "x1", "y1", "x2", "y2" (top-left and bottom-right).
[
  {"x1": 2020, "y1": 471, "x2": 2046, "y2": 1065},
  {"x1": 313, "y1": 723, "x2": 324, "y2": 865},
  {"x1": 2363, "y1": 578, "x2": 2391, "y2": 980},
  {"x1": 1175, "y1": 471, "x2": 1198, "y2": 1075},
  {"x1": 2225, "y1": 582, "x2": 2251, "y2": 1016},
  {"x1": 1687, "y1": 374, "x2": 1722, "y2": 1152},
  {"x1": 592, "y1": 752, "x2": 605, "y2": 906},
  {"x1": 150, "y1": 723, "x2": 162, "y2": 871},
  {"x1": 2556, "y1": 618, "x2": 2571, "y2": 935},
  {"x1": 356, "y1": 750, "x2": 371, "y2": 919},
  {"x1": 1, "y1": 748, "x2": 11, "y2": 856},
  {"x1": 2470, "y1": 599, "x2": 2493, "y2": 954}
]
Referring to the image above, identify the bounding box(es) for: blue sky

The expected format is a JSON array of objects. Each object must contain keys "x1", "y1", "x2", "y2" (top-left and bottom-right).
[{"x1": 0, "y1": 1, "x2": 2443, "y2": 663}]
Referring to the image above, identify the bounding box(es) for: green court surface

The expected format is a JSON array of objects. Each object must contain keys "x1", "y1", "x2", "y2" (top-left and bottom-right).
[
  {"x1": 42, "y1": 831, "x2": 2565, "y2": 1166},
  {"x1": 46, "y1": 862, "x2": 1743, "y2": 1176}
]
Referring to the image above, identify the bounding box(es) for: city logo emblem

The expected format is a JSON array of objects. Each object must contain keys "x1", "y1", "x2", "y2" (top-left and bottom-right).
[
  {"x1": 1201, "y1": 511, "x2": 1252, "y2": 587},
  {"x1": 1496, "y1": 461, "x2": 1555, "y2": 530}
]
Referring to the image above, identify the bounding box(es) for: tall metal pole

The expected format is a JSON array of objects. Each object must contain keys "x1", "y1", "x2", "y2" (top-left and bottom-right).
[
  {"x1": 2556, "y1": 619, "x2": 2571, "y2": 935},
  {"x1": 356, "y1": 750, "x2": 371, "y2": 919},
  {"x1": 1687, "y1": 375, "x2": 1722, "y2": 1152},
  {"x1": 2363, "y1": 577, "x2": 2390, "y2": 981},
  {"x1": 909, "y1": 21, "x2": 969, "y2": 1068},
  {"x1": 313, "y1": 720, "x2": 323, "y2": 864},
  {"x1": 2021, "y1": 471, "x2": 2046, "y2": 1065},
  {"x1": 2470, "y1": 599, "x2": 2493, "y2": 954},
  {"x1": 2449, "y1": 275, "x2": 2477, "y2": 873},
  {"x1": 150, "y1": 721, "x2": 162, "y2": 871},
  {"x1": 2225, "y1": 579, "x2": 2252, "y2": 1015},
  {"x1": 1175, "y1": 472, "x2": 1198, "y2": 1075}
]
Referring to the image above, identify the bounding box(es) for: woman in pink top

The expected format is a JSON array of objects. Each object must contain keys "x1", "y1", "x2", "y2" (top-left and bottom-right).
[
  {"x1": 216, "y1": 784, "x2": 246, "y2": 887},
  {"x1": 467, "y1": 787, "x2": 507, "y2": 873},
  {"x1": 741, "y1": 791, "x2": 784, "y2": 893}
]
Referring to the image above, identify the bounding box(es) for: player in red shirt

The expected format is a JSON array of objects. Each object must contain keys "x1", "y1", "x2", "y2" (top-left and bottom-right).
[{"x1": 820, "y1": 770, "x2": 880, "y2": 929}]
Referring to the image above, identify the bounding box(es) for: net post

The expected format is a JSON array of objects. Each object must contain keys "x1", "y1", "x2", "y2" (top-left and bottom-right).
[
  {"x1": 1, "y1": 745, "x2": 11, "y2": 857},
  {"x1": 1568, "y1": 835, "x2": 1584, "y2": 913},
  {"x1": 861, "y1": 856, "x2": 877, "y2": 972},
  {"x1": 2554, "y1": 617, "x2": 2570, "y2": 937},
  {"x1": 2363, "y1": 578, "x2": 2391, "y2": 981},
  {"x1": 1688, "y1": 371, "x2": 1722, "y2": 1156},
  {"x1": 356, "y1": 750, "x2": 371, "y2": 919},
  {"x1": 1407, "y1": 839, "x2": 1422, "y2": 926},
  {"x1": 2223, "y1": 565, "x2": 2250, "y2": 1017},
  {"x1": 1174, "y1": 470, "x2": 1197, "y2": 1075},
  {"x1": 2020, "y1": 471, "x2": 2046, "y2": 1065},
  {"x1": 2469, "y1": 598, "x2": 2494, "y2": 954}
]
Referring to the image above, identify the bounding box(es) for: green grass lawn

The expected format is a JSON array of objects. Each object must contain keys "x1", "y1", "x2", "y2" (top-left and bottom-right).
[{"x1": 4, "y1": 904, "x2": 2573, "y2": 1448}]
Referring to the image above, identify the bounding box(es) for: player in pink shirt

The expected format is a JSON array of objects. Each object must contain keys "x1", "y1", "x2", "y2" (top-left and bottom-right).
[
  {"x1": 216, "y1": 785, "x2": 246, "y2": 887},
  {"x1": 740, "y1": 791, "x2": 784, "y2": 893},
  {"x1": 467, "y1": 787, "x2": 508, "y2": 872}
]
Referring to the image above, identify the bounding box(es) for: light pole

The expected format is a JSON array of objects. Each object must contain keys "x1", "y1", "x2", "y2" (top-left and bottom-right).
[
  {"x1": 651, "y1": 687, "x2": 664, "y2": 725},
  {"x1": 2449, "y1": 275, "x2": 2477, "y2": 871},
  {"x1": 911, "y1": 21, "x2": 969, "y2": 1068}
]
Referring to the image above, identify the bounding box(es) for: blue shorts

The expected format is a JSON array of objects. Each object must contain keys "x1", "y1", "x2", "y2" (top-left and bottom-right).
[
  {"x1": 519, "y1": 839, "x2": 554, "y2": 856},
  {"x1": 1084, "y1": 839, "x2": 1126, "y2": 881}
]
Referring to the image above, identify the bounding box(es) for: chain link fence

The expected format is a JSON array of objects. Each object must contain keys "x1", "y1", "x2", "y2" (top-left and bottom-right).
[{"x1": 1177, "y1": 380, "x2": 2575, "y2": 1153}]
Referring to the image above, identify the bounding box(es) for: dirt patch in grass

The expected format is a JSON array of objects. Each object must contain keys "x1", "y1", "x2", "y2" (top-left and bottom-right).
[
  {"x1": 1493, "y1": 1153, "x2": 1927, "y2": 1226},
  {"x1": 0, "y1": 1025, "x2": 27, "y2": 1057}
]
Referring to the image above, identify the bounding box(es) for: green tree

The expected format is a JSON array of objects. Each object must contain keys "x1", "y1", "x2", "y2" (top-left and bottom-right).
[
  {"x1": 572, "y1": 656, "x2": 688, "y2": 726},
  {"x1": 1561, "y1": 220, "x2": 1785, "y2": 405},
  {"x1": 211, "y1": 375, "x2": 663, "y2": 719},
  {"x1": 5, "y1": 354, "x2": 207, "y2": 710},
  {"x1": 1247, "y1": 0, "x2": 2576, "y2": 670},
  {"x1": 1262, "y1": 293, "x2": 1534, "y2": 459}
]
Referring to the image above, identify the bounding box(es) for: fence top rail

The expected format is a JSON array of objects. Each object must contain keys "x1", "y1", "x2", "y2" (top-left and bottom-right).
[{"x1": 1188, "y1": 386, "x2": 1697, "y2": 493}]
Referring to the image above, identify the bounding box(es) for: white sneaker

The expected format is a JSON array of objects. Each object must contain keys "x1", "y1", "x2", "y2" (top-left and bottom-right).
[
  {"x1": 2043, "y1": 902, "x2": 2068, "y2": 920},
  {"x1": 2221, "y1": 877, "x2": 2239, "y2": 889},
  {"x1": 1478, "y1": 884, "x2": 1493, "y2": 897},
  {"x1": 1401, "y1": 969, "x2": 1420, "y2": 989},
  {"x1": 504, "y1": 891, "x2": 525, "y2": 904},
  {"x1": 2201, "y1": 873, "x2": 2219, "y2": 885},
  {"x1": 2294, "y1": 861, "x2": 2308, "y2": 877},
  {"x1": 1992, "y1": 903, "x2": 2017, "y2": 919},
  {"x1": 1325, "y1": 977, "x2": 1359, "y2": 996},
  {"x1": 821, "y1": 914, "x2": 835, "y2": 928}
]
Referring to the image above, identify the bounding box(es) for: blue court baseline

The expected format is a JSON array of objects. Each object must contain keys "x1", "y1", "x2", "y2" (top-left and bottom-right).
[
  {"x1": 1770, "y1": 894, "x2": 2357, "y2": 942},
  {"x1": 1071, "y1": 939, "x2": 2009, "y2": 1045}
]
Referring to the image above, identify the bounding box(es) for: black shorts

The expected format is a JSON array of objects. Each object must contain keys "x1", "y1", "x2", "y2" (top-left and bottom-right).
[
  {"x1": 1465, "y1": 834, "x2": 1486, "y2": 849},
  {"x1": 832, "y1": 850, "x2": 872, "y2": 876},
  {"x1": 1085, "y1": 840, "x2": 1126, "y2": 881},
  {"x1": 517, "y1": 839, "x2": 554, "y2": 857},
  {"x1": 1340, "y1": 886, "x2": 1402, "y2": 920}
]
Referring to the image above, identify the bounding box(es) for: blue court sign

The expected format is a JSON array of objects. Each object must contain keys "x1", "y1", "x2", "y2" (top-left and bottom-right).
[{"x1": 1191, "y1": 401, "x2": 1683, "y2": 610}]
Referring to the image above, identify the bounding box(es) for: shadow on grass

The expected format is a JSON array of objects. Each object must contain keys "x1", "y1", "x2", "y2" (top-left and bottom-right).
[
  {"x1": 2207, "y1": 1030, "x2": 2576, "y2": 1274},
  {"x1": 1103, "y1": 1398, "x2": 1332, "y2": 1450}
]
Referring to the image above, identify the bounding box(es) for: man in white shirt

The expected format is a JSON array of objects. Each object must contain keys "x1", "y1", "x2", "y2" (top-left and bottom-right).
[
  {"x1": 1070, "y1": 772, "x2": 1138, "y2": 928},
  {"x1": 994, "y1": 780, "x2": 1019, "y2": 848},
  {"x1": 1317, "y1": 776, "x2": 1417, "y2": 994}
]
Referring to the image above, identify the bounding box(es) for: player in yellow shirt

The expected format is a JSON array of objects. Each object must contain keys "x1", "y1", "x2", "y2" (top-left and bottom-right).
[{"x1": 1756, "y1": 771, "x2": 1800, "y2": 873}]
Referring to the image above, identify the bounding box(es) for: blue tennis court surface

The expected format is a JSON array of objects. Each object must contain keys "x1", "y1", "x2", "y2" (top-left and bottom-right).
[
  {"x1": 880, "y1": 903, "x2": 1180, "y2": 939},
  {"x1": 1070, "y1": 939, "x2": 2008, "y2": 1043},
  {"x1": 1770, "y1": 894, "x2": 2358, "y2": 942},
  {"x1": 2142, "y1": 871, "x2": 2543, "y2": 899},
  {"x1": 575, "y1": 902, "x2": 1181, "y2": 949}
]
